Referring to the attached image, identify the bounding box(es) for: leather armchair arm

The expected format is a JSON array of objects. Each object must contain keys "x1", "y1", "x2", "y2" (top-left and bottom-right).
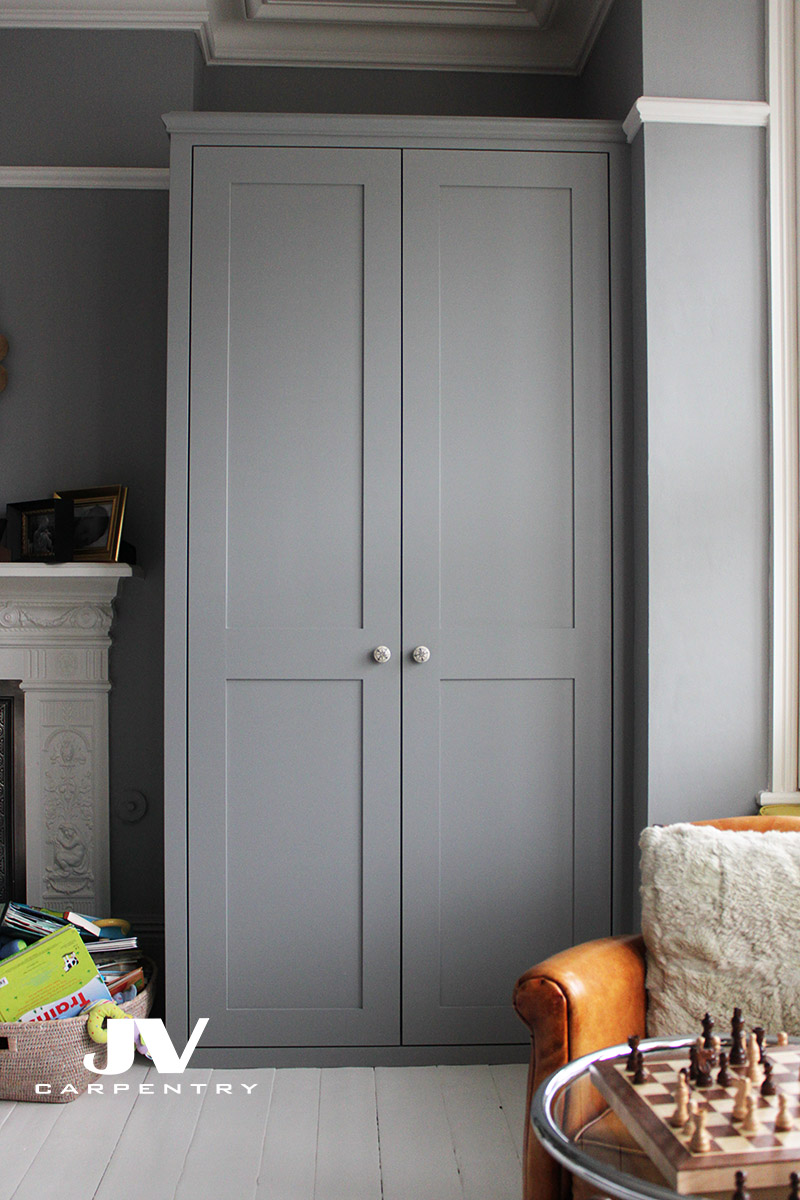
[{"x1": 512, "y1": 934, "x2": 647, "y2": 1200}]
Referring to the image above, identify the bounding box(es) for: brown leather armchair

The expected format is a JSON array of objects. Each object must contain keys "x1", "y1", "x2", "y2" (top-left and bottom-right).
[{"x1": 512, "y1": 814, "x2": 800, "y2": 1200}]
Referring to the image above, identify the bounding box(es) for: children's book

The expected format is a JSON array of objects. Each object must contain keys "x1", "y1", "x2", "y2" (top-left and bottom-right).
[{"x1": 0, "y1": 925, "x2": 112, "y2": 1022}]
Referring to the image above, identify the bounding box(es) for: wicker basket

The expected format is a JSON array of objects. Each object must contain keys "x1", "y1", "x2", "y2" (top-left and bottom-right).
[{"x1": 0, "y1": 959, "x2": 156, "y2": 1103}]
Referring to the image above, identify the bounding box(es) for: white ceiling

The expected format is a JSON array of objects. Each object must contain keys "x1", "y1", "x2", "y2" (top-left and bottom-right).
[{"x1": 0, "y1": 0, "x2": 614, "y2": 72}]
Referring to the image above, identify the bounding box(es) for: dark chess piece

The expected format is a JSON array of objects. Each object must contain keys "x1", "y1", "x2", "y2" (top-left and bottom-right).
[
  {"x1": 730, "y1": 1008, "x2": 746, "y2": 1066},
  {"x1": 733, "y1": 1170, "x2": 750, "y2": 1200},
  {"x1": 789, "y1": 1171, "x2": 800, "y2": 1200},
  {"x1": 754, "y1": 1026, "x2": 766, "y2": 1063},
  {"x1": 702, "y1": 1012, "x2": 715, "y2": 1048},
  {"x1": 696, "y1": 1048, "x2": 713, "y2": 1088},
  {"x1": 761, "y1": 1059, "x2": 777, "y2": 1097},
  {"x1": 633, "y1": 1050, "x2": 646, "y2": 1085},
  {"x1": 626, "y1": 1035, "x2": 640, "y2": 1073},
  {"x1": 689, "y1": 1044, "x2": 699, "y2": 1083},
  {"x1": 717, "y1": 1051, "x2": 733, "y2": 1087}
]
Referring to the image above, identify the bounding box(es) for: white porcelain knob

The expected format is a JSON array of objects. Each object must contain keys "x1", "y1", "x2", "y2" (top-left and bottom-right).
[
  {"x1": 412, "y1": 646, "x2": 431, "y2": 663},
  {"x1": 373, "y1": 646, "x2": 392, "y2": 663}
]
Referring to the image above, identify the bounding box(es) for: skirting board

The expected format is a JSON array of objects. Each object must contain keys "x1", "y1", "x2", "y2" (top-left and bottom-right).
[{"x1": 189, "y1": 1044, "x2": 530, "y2": 1069}]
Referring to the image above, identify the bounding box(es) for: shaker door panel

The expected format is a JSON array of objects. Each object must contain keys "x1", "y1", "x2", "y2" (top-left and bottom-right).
[
  {"x1": 187, "y1": 147, "x2": 402, "y2": 1047},
  {"x1": 401, "y1": 149, "x2": 612, "y2": 1044}
]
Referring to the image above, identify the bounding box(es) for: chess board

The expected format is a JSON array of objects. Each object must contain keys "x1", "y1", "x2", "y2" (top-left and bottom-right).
[{"x1": 589, "y1": 1046, "x2": 800, "y2": 1194}]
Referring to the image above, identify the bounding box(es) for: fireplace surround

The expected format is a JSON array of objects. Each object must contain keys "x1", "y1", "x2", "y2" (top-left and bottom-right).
[{"x1": 0, "y1": 563, "x2": 132, "y2": 914}]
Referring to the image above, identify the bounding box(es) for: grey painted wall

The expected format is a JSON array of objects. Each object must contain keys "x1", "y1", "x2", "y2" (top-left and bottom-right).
[
  {"x1": 579, "y1": 0, "x2": 643, "y2": 120},
  {"x1": 0, "y1": 30, "x2": 199, "y2": 166},
  {"x1": 639, "y1": 123, "x2": 769, "y2": 826},
  {"x1": 201, "y1": 64, "x2": 582, "y2": 117},
  {"x1": 641, "y1": 0, "x2": 765, "y2": 101}
]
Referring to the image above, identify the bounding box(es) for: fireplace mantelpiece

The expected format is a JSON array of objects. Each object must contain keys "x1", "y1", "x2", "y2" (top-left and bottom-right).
[{"x1": 0, "y1": 563, "x2": 133, "y2": 913}]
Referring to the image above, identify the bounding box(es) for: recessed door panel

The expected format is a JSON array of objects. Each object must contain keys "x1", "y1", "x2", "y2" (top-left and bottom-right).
[
  {"x1": 439, "y1": 185, "x2": 574, "y2": 630},
  {"x1": 227, "y1": 183, "x2": 366, "y2": 631},
  {"x1": 225, "y1": 679, "x2": 364, "y2": 1011},
  {"x1": 438, "y1": 679, "x2": 574, "y2": 1010}
]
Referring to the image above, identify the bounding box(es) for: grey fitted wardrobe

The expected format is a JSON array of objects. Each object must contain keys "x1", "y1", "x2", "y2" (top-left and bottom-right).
[{"x1": 164, "y1": 115, "x2": 626, "y2": 1065}]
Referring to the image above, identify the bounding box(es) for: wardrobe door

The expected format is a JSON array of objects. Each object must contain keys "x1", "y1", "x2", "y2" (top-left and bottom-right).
[
  {"x1": 187, "y1": 147, "x2": 402, "y2": 1047},
  {"x1": 402, "y1": 150, "x2": 612, "y2": 1045}
]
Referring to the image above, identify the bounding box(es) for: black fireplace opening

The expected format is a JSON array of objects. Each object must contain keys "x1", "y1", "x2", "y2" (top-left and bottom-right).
[{"x1": 0, "y1": 683, "x2": 25, "y2": 904}]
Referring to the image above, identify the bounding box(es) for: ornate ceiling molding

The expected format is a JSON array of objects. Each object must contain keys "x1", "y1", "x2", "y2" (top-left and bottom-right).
[{"x1": 0, "y1": 0, "x2": 614, "y2": 72}]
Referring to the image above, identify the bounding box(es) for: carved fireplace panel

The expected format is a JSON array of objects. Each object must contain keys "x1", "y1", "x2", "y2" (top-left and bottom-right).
[{"x1": 0, "y1": 564, "x2": 132, "y2": 914}]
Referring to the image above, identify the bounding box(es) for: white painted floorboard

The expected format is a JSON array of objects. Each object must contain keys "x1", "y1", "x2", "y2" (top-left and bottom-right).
[{"x1": 0, "y1": 1063, "x2": 527, "y2": 1199}]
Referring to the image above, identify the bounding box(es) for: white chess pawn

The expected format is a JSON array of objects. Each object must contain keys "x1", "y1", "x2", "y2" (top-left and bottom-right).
[
  {"x1": 690, "y1": 1107, "x2": 712, "y2": 1154},
  {"x1": 742, "y1": 1094, "x2": 762, "y2": 1135},
  {"x1": 775, "y1": 1092, "x2": 794, "y2": 1132},
  {"x1": 733, "y1": 1076, "x2": 751, "y2": 1122},
  {"x1": 670, "y1": 1078, "x2": 690, "y2": 1128},
  {"x1": 778, "y1": 1031, "x2": 790, "y2": 1046},
  {"x1": 683, "y1": 1098, "x2": 698, "y2": 1138},
  {"x1": 747, "y1": 1033, "x2": 762, "y2": 1084}
]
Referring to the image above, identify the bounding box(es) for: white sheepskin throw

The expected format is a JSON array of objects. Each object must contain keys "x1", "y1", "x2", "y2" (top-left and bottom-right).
[{"x1": 640, "y1": 823, "x2": 800, "y2": 1038}]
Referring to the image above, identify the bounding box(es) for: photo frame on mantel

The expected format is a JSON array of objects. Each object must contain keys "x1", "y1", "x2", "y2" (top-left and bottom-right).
[
  {"x1": 6, "y1": 497, "x2": 74, "y2": 562},
  {"x1": 53, "y1": 486, "x2": 127, "y2": 562}
]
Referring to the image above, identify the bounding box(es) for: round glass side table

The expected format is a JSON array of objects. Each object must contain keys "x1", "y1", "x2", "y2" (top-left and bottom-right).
[{"x1": 531, "y1": 1036, "x2": 796, "y2": 1200}]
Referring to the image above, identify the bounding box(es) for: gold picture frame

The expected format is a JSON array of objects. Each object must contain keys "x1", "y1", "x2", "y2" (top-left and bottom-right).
[{"x1": 53, "y1": 486, "x2": 128, "y2": 562}]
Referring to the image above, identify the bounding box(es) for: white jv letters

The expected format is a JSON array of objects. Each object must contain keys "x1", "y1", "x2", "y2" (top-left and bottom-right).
[{"x1": 83, "y1": 1018, "x2": 209, "y2": 1075}]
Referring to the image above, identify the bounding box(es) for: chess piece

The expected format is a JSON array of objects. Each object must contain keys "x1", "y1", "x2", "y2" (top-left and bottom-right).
[
  {"x1": 762, "y1": 1059, "x2": 777, "y2": 1097},
  {"x1": 754, "y1": 1026, "x2": 766, "y2": 1063},
  {"x1": 717, "y1": 1050, "x2": 733, "y2": 1088},
  {"x1": 776, "y1": 1093, "x2": 794, "y2": 1132},
  {"x1": 742, "y1": 1094, "x2": 762, "y2": 1134},
  {"x1": 778, "y1": 1031, "x2": 790, "y2": 1046},
  {"x1": 670, "y1": 1077, "x2": 690, "y2": 1128},
  {"x1": 730, "y1": 1008, "x2": 746, "y2": 1066},
  {"x1": 696, "y1": 1048, "x2": 713, "y2": 1088},
  {"x1": 684, "y1": 1098, "x2": 698, "y2": 1138},
  {"x1": 747, "y1": 1034, "x2": 762, "y2": 1084},
  {"x1": 702, "y1": 1012, "x2": 715, "y2": 1048},
  {"x1": 788, "y1": 1171, "x2": 800, "y2": 1200},
  {"x1": 690, "y1": 1106, "x2": 712, "y2": 1153},
  {"x1": 689, "y1": 1044, "x2": 699, "y2": 1083},
  {"x1": 733, "y1": 1077, "x2": 751, "y2": 1122},
  {"x1": 626, "y1": 1035, "x2": 640, "y2": 1072},
  {"x1": 732, "y1": 1170, "x2": 750, "y2": 1200},
  {"x1": 633, "y1": 1050, "x2": 646, "y2": 1085},
  {"x1": 712, "y1": 1035, "x2": 722, "y2": 1064}
]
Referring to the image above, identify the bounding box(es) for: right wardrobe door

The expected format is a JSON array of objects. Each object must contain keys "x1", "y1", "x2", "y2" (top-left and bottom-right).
[{"x1": 400, "y1": 149, "x2": 613, "y2": 1045}]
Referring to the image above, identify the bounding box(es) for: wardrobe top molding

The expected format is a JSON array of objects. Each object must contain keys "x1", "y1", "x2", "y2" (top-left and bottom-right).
[{"x1": 162, "y1": 112, "x2": 626, "y2": 151}]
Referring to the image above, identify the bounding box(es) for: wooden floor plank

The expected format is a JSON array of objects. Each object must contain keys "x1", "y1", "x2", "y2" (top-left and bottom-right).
[
  {"x1": 173, "y1": 1068, "x2": 274, "y2": 1200},
  {"x1": 9, "y1": 1062, "x2": 149, "y2": 1200},
  {"x1": 0, "y1": 1101, "x2": 65, "y2": 1200},
  {"x1": 255, "y1": 1068, "x2": 320, "y2": 1200},
  {"x1": 93, "y1": 1068, "x2": 213, "y2": 1200},
  {"x1": 439, "y1": 1065, "x2": 523, "y2": 1200},
  {"x1": 375, "y1": 1066, "x2": 463, "y2": 1200},
  {"x1": 313, "y1": 1068, "x2": 381, "y2": 1200},
  {"x1": 490, "y1": 1063, "x2": 528, "y2": 1162}
]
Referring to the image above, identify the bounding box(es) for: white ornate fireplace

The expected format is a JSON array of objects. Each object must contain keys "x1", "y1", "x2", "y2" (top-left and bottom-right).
[{"x1": 0, "y1": 563, "x2": 132, "y2": 914}]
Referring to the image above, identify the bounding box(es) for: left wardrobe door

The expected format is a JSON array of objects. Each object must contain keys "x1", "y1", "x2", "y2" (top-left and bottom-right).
[{"x1": 187, "y1": 147, "x2": 402, "y2": 1048}]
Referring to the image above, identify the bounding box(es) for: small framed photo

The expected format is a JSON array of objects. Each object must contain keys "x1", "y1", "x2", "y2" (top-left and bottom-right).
[
  {"x1": 6, "y1": 498, "x2": 74, "y2": 562},
  {"x1": 53, "y1": 486, "x2": 128, "y2": 562}
]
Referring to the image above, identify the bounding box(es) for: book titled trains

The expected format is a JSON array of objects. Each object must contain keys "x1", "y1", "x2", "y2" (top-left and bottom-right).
[{"x1": 0, "y1": 925, "x2": 112, "y2": 1022}]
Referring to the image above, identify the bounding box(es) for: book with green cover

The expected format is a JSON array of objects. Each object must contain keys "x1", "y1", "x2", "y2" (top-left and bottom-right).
[{"x1": 0, "y1": 925, "x2": 112, "y2": 1022}]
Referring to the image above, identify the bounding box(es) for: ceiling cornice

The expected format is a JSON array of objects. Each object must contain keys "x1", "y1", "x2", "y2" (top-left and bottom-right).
[{"x1": 0, "y1": 0, "x2": 614, "y2": 72}]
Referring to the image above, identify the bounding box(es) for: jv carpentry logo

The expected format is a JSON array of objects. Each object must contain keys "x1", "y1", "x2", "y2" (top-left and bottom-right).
[{"x1": 34, "y1": 1017, "x2": 260, "y2": 1098}]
